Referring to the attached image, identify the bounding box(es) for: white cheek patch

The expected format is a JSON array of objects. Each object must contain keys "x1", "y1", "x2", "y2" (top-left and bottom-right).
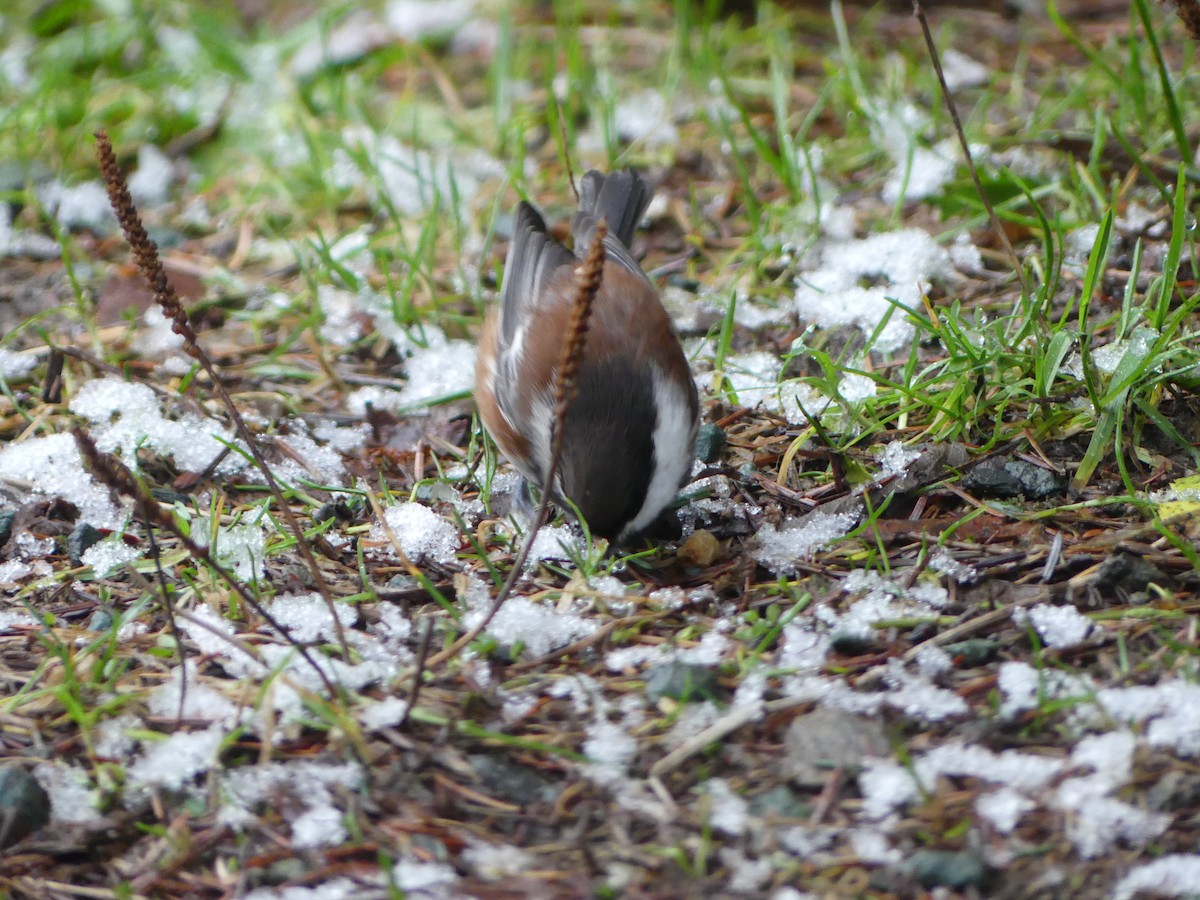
[{"x1": 620, "y1": 366, "x2": 698, "y2": 539}]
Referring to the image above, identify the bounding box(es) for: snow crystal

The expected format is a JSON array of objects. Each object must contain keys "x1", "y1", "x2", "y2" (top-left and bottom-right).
[
  {"x1": 332, "y1": 127, "x2": 504, "y2": 220},
  {"x1": 134, "y1": 307, "x2": 187, "y2": 356},
  {"x1": 874, "y1": 440, "x2": 920, "y2": 482},
  {"x1": 1065, "y1": 222, "x2": 1109, "y2": 265},
  {"x1": 0, "y1": 202, "x2": 60, "y2": 258},
  {"x1": 941, "y1": 50, "x2": 991, "y2": 90},
  {"x1": 1060, "y1": 794, "x2": 1169, "y2": 859},
  {"x1": 526, "y1": 524, "x2": 582, "y2": 565},
  {"x1": 930, "y1": 550, "x2": 978, "y2": 584},
  {"x1": 976, "y1": 787, "x2": 1033, "y2": 834},
  {"x1": 1013, "y1": 603, "x2": 1093, "y2": 649},
  {"x1": 584, "y1": 718, "x2": 637, "y2": 778},
  {"x1": 589, "y1": 574, "x2": 626, "y2": 597},
  {"x1": 875, "y1": 662, "x2": 967, "y2": 721},
  {"x1": 290, "y1": 10, "x2": 391, "y2": 78},
  {"x1": 779, "y1": 823, "x2": 838, "y2": 859},
  {"x1": 398, "y1": 340, "x2": 476, "y2": 406},
  {"x1": 915, "y1": 643, "x2": 952, "y2": 677},
  {"x1": 218, "y1": 760, "x2": 363, "y2": 848},
  {"x1": 605, "y1": 645, "x2": 665, "y2": 672},
  {"x1": 950, "y1": 233, "x2": 985, "y2": 274},
  {"x1": 463, "y1": 840, "x2": 532, "y2": 880},
  {"x1": 344, "y1": 384, "x2": 405, "y2": 417},
  {"x1": 34, "y1": 762, "x2": 104, "y2": 825},
  {"x1": 917, "y1": 741, "x2": 1064, "y2": 793},
  {"x1": 731, "y1": 671, "x2": 767, "y2": 719},
  {"x1": 369, "y1": 501, "x2": 459, "y2": 564},
  {"x1": 127, "y1": 144, "x2": 174, "y2": 207},
  {"x1": 816, "y1": 570, "x2": 948, "y2": 642},
  {"x1": 126, "y1": 726, "x2": 225, "y2": 792},
  {"x1": 210, "y1": 521, "x2": 267, "y2": 583},
  {"x1": 391, "y1": 859, "x2": 460, "y2": 893},
  {"x1": 290, "y1": 803, "x2": 348, "y2": 850},
  {"x1": 777, "y1": 622, "x2": 830, "y2": 673},
  {"x1": 312, "y1": 419, "x2": 370, "y2": 453},
  {"x1": 245, "y1": 879, "x2": 358, "y2": 900},
  {"x1": 178, "y1": 605, "x2": 244, "y2": 663},
  {"x1": 267, "y1": 593, "x2": 358, "y2": 643},
  {"x1": 858, "y1": 757, "x2": 919, "y2": 819},
  {"x1": 678, "y1": 630, "x2": 730, "y2": 666},
  {"x1": 859, "y1": 739, "x2": 1065, "y2": 822},
  {"x1": 358, "y1": 696, "x2": 410, "y2": 731},
  {"x1": 148, "y1": 668, "x2": 243, "y2": 726},
  {"x1": 38, "y1": 179, "x2": 116, "y2": 231},
  {"x1": 266, "y1": 426, "x2": 350, "y2": 487},
  {"x1": 94, "y1": 714, "x2": 140, "y2": 760},
  {"x1": 612, "y1": 88, "x2": 679, "y2": 149},
  {"x1": 465, "y1": 594, "x2": 597, "y2": 659},
  {"x1": 884, "y1": 143, "x2": 956, "y2": 205},
  {"x1": 317, "y1": 285, "x2": 364, "y2": 345},
  {"x1": 722, "y1": 351, "x2": 783, "y2": 410},
  {"x1": 0, "y1": 347, "x2": 38, "y2": 379},
  {"x1": 754, "y1": 509, "x2": 859, "y2": 575},
  {"x1": 722, "y1": 848, "x2": 773, "y2": 892},
  {"x1": 1112, "y1": 855, "x2": 1200, "y2": 900},
  {"x1": 70, "y1": 377, "x2": 242, "y2": 475},
  {"x1": 1117, "y1": 202, "x2": 1167, "y2": 239},
  {"x1": 997, "y1": 660, "x2": 1093, "y2": 718},
  {"x1": 0, "y1": 432, "x2": 127, "y2": 529},
  {"x1": 81, "y1": 535, "x2": 142, "y2": 578},
  {"x1": 385, "y1": 0, "x2": 475, "y2": 41},
  {"x1": 794, "y1": 228, "x2": 952, "y2": 352},
  {"x1": 706, "y1": 778, "x2": 749, "y2": 836},
  {"x1": 0, "y1": 562, "x2": 34, "y2": 587},
  {"x1": 850, "y1": 828, "x2": 902, "y2": 865}
]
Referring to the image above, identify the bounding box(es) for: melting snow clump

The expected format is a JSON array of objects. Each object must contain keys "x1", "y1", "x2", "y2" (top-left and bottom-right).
[
  {"x1": 1013, "y1": 602, "x2": 1093, "y2": 649},
  {"x1": 369, "y1": 501, "x2": 459, "y2": 564},
  {"x1": 794, "y1": 228, "x2": 953, "y2": 351},
  {"x1": 755, "y1": 509, "x2": 859, "y2": 575}
]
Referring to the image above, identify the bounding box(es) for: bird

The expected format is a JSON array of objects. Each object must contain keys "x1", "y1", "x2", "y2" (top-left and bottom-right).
[{"x1": 475, "y1": 169, "x2": 699, "y2": 542}]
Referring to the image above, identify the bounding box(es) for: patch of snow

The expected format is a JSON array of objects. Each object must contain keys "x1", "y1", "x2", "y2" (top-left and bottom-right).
[
  {"x1": 1013, "y1": 603, "x2": 1093, "y2": 649},
  {"x1": 369, "y1": 501, "x2": 459, "y2": 565}
]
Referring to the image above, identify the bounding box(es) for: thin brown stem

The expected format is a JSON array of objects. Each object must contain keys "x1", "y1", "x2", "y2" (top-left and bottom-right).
[
  {"x1": 93, "y1": 130, "x2": 351, "y2": 660},
  {"x1": 912, "y1": 3, "x2": 1029, "y2": 300},
  {"x1": 73, "y1": 427, "x2": 338, "y2": 696},
  {"x1": 427, "y1": 220, "x2": 609, "y2": 669}
]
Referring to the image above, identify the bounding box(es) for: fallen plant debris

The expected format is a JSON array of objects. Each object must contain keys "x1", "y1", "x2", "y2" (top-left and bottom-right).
[{"x1": 2, "y1": 2, "x2": 1200, "y2": 898}]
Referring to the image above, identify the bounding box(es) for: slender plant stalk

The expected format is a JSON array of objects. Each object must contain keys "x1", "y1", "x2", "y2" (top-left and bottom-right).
[
  {"x1": 72, "y1": 427, "x2": 338, "y2": 695},
  {"x1": 426, "y1": 220, "x2": 608, "y2": 668},
  {"x1": 93, "y1": 130, "x2": 351, "y2": 660},
  {"x1": 912, "y1": 2, "x2": 1030, "y2": 300}
]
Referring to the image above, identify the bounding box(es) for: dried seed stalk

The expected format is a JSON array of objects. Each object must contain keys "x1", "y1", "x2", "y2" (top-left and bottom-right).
[
  {"x1": 93, "y1": 130, "x2": 350, "y2": 659},
  {"x1": 73, "y1": 427, "x2": 338, "y2": 696},
  {"x1": 427, "y1": 220, "x2": 608, "y2": 669}
]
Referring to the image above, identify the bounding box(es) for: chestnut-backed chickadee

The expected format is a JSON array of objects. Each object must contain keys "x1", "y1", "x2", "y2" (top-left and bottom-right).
[{"x1": 475, "y1": 170, "x2": 699, "y2": 541}]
